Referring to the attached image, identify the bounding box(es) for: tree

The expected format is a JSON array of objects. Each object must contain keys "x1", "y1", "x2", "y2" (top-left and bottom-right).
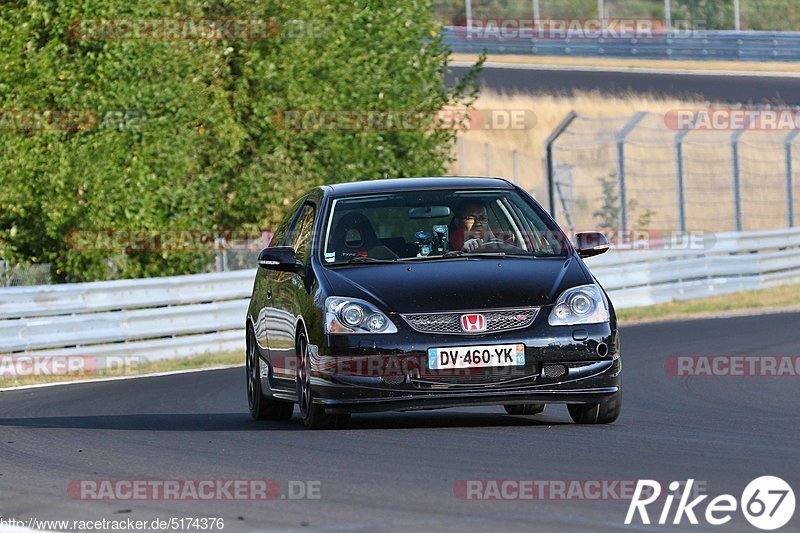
[
  {"x1": 592, "y1": 172, "x2": 656, "y2": 230},
  {"x1": 0, "y1": 0, "x2": 482, "y2": 282}
]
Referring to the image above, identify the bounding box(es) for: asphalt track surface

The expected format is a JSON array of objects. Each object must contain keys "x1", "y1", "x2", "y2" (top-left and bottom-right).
[
  {"x1": 450, "y1": 65, "x2": 800, "y2": 105},
  {"x1": 1, "y1": 312, "x2": 798, "y2": 532}
]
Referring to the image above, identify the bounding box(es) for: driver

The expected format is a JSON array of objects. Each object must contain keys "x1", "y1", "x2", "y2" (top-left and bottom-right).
[{"x1": 449, "y1": 201, "x2": 495, "y2": 252}]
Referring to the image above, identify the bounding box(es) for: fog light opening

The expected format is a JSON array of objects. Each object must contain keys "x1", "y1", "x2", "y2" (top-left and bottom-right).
[
  {"x1": 543, "y1": 364, "x2": 567, "y2": 379},
  {"x1": 596, "y1": 342, "x2": 609, "y2": 357}
]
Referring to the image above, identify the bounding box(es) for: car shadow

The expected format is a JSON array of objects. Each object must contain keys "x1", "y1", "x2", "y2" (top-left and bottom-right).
[
  {"x1": 0, "y1": 413, "x2": 299, "y2": 432},
  {"x1": 0, "y1": 411, "x2": 570, "y2": 431}
]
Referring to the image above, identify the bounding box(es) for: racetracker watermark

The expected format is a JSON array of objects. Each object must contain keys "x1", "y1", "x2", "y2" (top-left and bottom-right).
[
  {"x1": 570, "y1": 229, "x2": 715, "y2": 251},
  {"x1": 454, "y1": 480, "x2": 706, "y2": 501},
  {"x1": 0, "y1": 109, "x2": 149, "y2": 133},
  {"x1": 453, "y1": 18, "x2": 664, "y2": 40},
  {"x1": 665, "y1": 109, "x2": 800, "y2": 131},
  {"x1": 0, "y1": 109, "x2": 96, "y2": 132},
  {"x1": 665, "y1": 356, "x2": 800, "y2": 377},
  {"x1": 68, "y1": 479, "x2": 320, "y2": 500},
  {"x1": 270, "y1": 109, "x2": 537, "y2": 132},
  {"x1": 66, "y1": 229, "x2": 274, "y2": 253},
  {"x1": 6, "y1": 517, "x2": 225, "y2": 531},
  {"x1": 272, "y1": 353, "x2": 534, "y2": 379},
  {"x1": 69, "y1": 19, "x2": 323, "y2": 40},
  {"x1": 0, "y1": 356, "x2": 144, "y2": 378}
]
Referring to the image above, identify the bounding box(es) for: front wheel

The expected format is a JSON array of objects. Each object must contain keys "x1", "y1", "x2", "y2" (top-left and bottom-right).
[
  {"x1": 567, "y1": 392, "x2": 621, "y2": 424},
  {"x1": 296, "y1": 332, "x2": 350, "y2": 430},
  {"x1": 247, "y1": 329, "x2": 294, "y2": 421}
]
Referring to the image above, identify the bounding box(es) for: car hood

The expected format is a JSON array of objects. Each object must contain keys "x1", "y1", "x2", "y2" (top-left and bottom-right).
[{"x1": 320, "y1": 257, "x2": 590, "y2": 313}]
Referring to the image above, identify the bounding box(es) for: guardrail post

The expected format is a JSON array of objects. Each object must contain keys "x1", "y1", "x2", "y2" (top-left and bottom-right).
[
  {"x1": 616, "y1": 112, "x2": 647, "y2": 239},
  {"x1": 731, "y1": 117, "x2": 754, "y2": 232},
  {"x1": 545, "y1": 110, "x2": 578, "y2": 217},
  {"x1": 214, "y1": 237, "x2": 229, "y2": 272},
  {"x1": 215, "y1": 238, "x2": 223, "y2": 272},
  {"x1": 674, "y1": 125, "x2": 693, "y2": 234},
  {"x1": 731, "y1": 139, "x2": 742, "y2": 232},
  {"x1": 734, "y1": 0, "x2": 741, "y2": 32},
  {"x1": 465, "y1": 0, "x2": 473, "y2": 39},
  {"x1": 786, "y1": 129, "x2": 800, "y2": 228},
  {"x1": 598, "y1": 0, "x2": 606, "y2": 35}
]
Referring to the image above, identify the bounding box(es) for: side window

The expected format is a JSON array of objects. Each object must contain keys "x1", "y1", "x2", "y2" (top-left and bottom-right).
[
  {"x1": 269, "y1": 196, "x2": 306, "y2": 247},
  {"x1": 288, "y1": 203, "x2": 316, "y2": 265}
]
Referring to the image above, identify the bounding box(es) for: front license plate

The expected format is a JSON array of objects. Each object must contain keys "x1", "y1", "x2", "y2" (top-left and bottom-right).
[{"x1": 427, "y1": 344, "x2": 525, "y2": 370}]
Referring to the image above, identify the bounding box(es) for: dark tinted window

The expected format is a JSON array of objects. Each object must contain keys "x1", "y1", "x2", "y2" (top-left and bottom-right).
[
  {"x1": 289, "y1": 203, "x2": 316, "y2": 265},
  {"x1": 322, "y1": 189, "x2": 567, "y2": 264},
  {"x1": 269, "y1": 196, "x2": 306, "y2": 247}
]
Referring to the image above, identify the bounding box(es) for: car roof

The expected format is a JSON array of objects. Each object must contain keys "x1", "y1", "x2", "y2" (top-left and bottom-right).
[{"x1": 322, "y1": 176, "x2": 515, "y2": 196}]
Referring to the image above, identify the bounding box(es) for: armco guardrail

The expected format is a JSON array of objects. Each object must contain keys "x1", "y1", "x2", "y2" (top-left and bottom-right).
[
  {"x1": 1, "y1": 227, "x2": 799, "y2": 364},
  {"x1": 444, "y1": 27, "x2": 800, "y2": 62},
  {"x1": 0, "y1": 269, "x2": 256, "y2": 362},
  {"x1": 587, "y1": 228, "x2": 800, "y2": 308}
]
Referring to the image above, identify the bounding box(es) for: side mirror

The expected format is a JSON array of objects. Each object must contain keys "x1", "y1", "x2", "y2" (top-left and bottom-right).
[
  {"x1": 258, "y1": 246, "x2": 298, "y2": 272},
  {"x1": 574, "y1": 232, "x2": 610, "y2": 258}
]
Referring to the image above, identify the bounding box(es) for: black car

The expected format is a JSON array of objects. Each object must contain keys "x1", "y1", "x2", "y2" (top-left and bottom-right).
[{"x1": 245, "y1": 177, "x2": 620, "y2": 429}]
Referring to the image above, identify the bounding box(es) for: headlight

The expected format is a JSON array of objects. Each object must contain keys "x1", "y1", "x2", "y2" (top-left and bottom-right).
[
  {"x1": 548, "y1": 284, "x2": 609, "y2": 326},
  {"x1": 325, "y1": 297, "x2": 398, "y2": 334}
]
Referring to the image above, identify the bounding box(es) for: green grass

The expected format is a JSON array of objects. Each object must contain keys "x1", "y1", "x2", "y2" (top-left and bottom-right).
[
  {"x1": 0, "y1": 351, "x2": 243, "y2": 389},
  {"x1": 617, "y1": 284, "x2": 800, "y2": 323}
]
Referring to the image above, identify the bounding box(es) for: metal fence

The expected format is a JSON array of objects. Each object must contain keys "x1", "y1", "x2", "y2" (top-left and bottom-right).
[
  {"x1": 2, "y1": 227, "x2": 799, "y2": 366},
  {"x1": 444, "y1": 0, "x2": 800, "y2": 34},
  {"x1": 451, "y1": 111, "x2": 800, "y2": 235},
  {"x1": 539, "y1": 111, "x2": 800, "y2": 234},
  {"x1": 453, "y1": 137, "x2": 549, "y2": 196},
  {"x1": 0, "y1": 269, "x2": 254, "y2": 361},
  {"x1": 0, "y1": 261, "x2": 52, "y2": 287},
  {"x1": 588, "y1": 228, "x2": 800, "y2": 307},
  {"x1": 444, "y1": 27, "x2": 800, "y2": 62},
  {"x1": 0, "y1": 236, "x2": 261, "y2": 288}
]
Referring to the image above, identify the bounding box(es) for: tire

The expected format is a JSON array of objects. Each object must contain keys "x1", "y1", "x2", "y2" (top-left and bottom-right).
[
  {"x1": 567, "y1": 392, "x2": 621, "y2": 424},
  {"x1": 504, "y1": 403, "x2": 545, "y2": 415},
  {"x1": 247, "y1": 329, "x2": 294, "y2": 421},
  {"x1": 296, "y1": 332, "x2": 350, "y2": 430}
]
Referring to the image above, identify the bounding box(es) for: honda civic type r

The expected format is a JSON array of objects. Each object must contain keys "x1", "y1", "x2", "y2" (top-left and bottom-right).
[{"x1": 245, "y1": 177, "x2": 620, "y2": 429}]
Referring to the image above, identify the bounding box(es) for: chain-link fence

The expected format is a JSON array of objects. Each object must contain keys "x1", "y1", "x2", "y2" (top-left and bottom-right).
[
  {"x1": 451, "y1": 137, "x2": 549, "y2": 200},
  {"x1": 449, "y1": 111, "x2": 800, "y2": 234},
  {"x1": 0, "y1": 261, "x2": 52, "y2": 287},
  {"x1": 214, "y1": 234, "x2": 271, "y2": 272},
  {"x1": 435, "y1": 0, "x2": 800, "y2": 32}
]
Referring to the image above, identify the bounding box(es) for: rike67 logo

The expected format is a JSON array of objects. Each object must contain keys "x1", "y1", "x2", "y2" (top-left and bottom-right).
[{"x1": 626, "y1": 477, "x2": 795, "y2": 530}]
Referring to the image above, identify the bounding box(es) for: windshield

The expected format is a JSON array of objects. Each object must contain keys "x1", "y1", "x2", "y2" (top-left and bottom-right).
[{"x1": 322, "y1": 188, "x2": 568, "y2": 264}]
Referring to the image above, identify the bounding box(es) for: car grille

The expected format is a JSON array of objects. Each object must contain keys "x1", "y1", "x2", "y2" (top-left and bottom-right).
[{"x1": 400, "y1": 307, "x2": 539, "y2": 335}]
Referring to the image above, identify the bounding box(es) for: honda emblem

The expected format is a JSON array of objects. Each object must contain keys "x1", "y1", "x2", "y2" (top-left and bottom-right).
[{"x1": 460, "y1": 313, "x2": 486, "y2": 332}]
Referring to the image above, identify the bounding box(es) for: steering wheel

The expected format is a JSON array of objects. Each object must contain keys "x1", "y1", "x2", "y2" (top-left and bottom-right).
[{"x1": 473, "y1": 238, "x2": 525, "y2": 252}]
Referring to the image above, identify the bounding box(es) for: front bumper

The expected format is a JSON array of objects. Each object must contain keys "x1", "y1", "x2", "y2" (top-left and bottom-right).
[{"x1": 308, "y1": 317, "x2": 621, "y2": 414}]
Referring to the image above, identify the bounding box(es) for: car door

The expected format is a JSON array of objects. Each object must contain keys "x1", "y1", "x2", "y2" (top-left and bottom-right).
[
  {"x1": 267, "y1": 199, "x2": 318, "y2": 386},
  {"x1": 252, "y1": 197, "x2": 304, "y2": 386}
]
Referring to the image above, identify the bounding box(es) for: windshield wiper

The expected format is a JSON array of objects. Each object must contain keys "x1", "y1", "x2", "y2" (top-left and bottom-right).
[
  {"x1": 396, "y1": 251, "x2": 507, "y2": 261},
  {"x1": 346, "y1": 256, "x2": 396, "y2": 263},
  {"x1": 448, "y1": 251, "x2": 507, "y2": 258}
]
